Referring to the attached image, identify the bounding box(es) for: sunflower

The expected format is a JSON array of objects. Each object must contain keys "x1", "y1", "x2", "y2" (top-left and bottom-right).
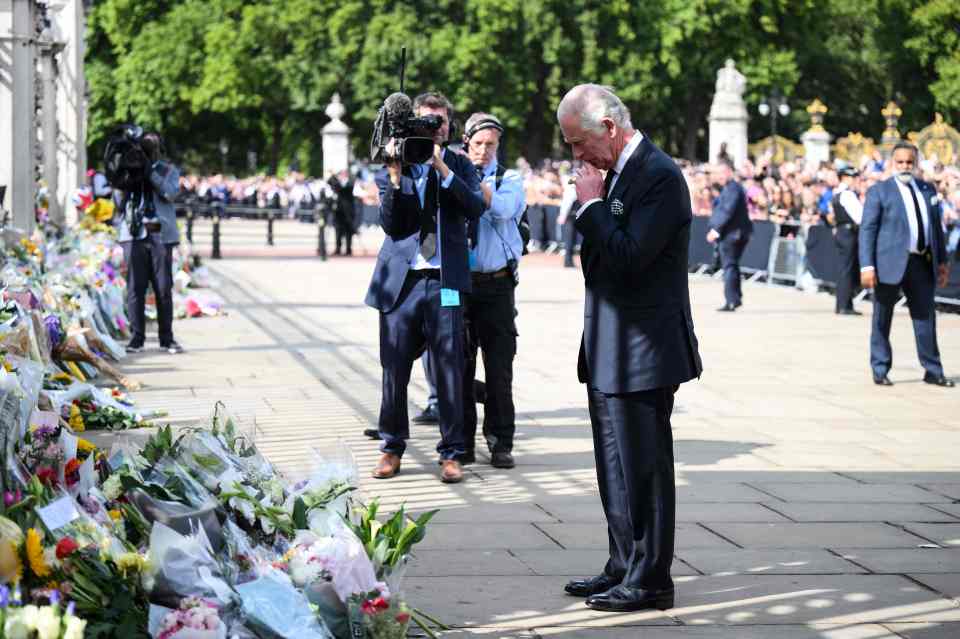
[
  {"x1": 68, "y1": 404, "x2": 85, "y2": 433},
  {"x1": 26, "y1": 528, "x2": 51, "y2": 578}
]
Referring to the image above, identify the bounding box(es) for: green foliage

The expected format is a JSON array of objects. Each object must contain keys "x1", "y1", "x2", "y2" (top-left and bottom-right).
[
  {"x1": 85, "y1": 0, "x2": 958, "y2": 166},
  {"x1": 345, "y1": 499, "x2": 437, "y2": 576}
]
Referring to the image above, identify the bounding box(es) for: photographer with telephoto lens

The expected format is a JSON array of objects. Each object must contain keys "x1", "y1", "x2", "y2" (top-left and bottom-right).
[
  {"x1": 107, "y1": 126, "x2": 183, "y2": 354},
  {"x1": 364, "y1": 91, "x2": 486, "y2": 484}
]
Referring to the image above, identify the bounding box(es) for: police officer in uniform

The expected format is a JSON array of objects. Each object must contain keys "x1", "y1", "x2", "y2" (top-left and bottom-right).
[
  {"x1": 831, "y1": 167, "x2": 864, "y2": 314},
  {"x1": 461, "y1": 112, "x2": 526, "y2": 469}
]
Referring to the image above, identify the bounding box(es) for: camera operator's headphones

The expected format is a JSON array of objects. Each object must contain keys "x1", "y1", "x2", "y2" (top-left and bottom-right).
[{"x1": 463, "y1": 117, "x2": 504, "y2": 145}]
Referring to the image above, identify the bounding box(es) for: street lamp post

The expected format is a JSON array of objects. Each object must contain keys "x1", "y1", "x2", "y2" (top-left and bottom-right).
[
  {"x1": 758, "y1": 92, "x2": 791, "y2": 150},
  {"x1": 219, "y1": 138, "x2": 229, "y2": 175}
]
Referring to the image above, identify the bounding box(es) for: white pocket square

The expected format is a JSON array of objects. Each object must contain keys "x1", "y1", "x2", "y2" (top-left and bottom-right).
[{"x1": 610, "y1": 199, "x2": 624, "y2": 216}]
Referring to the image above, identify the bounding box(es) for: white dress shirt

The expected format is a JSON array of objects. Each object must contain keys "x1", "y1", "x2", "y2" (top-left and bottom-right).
[
  {"x1": 836, "y1": 184, "x2": 863, "y2": 225},
  {"x1": 575, "y1": 131, "x2": 645, "y2": 219},
  {"x1": 895, "y1": 177, "x2": 930, "y2": 254}
]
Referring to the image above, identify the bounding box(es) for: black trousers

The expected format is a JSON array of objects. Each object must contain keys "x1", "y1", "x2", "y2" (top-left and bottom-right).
[
  {"x1": 122, "y1": 234, "x2": 175, "y2": 346},
  {"x1": 563, "y1": 217, "x2": 582, "y2": 267},
  {"x1": 718, "y1": 232, "x2": 749, "y2": 306},
  {"x1": 334, "y1": 223, "x2": 353, "y2": 255},
  {"x1": 463, "y1": 276, "x2": 517, "y2": 454},
  {"x1": 588, "y1": 385, "x2": 676, "y2": 591},
  {"x1": 834, "y1": 225, "x2": 860, "y2": 312},
  {"x1": 870, "y1": 254, "x2": 944, "y2": 379},
  {"x1": 377, "y1": 272, "x2": 466, "y2": 460}
]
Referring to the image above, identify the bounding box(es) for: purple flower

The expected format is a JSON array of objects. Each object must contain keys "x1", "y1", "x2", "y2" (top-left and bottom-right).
[
  {"x1": 44, "y1": 314, "x2": 64, "y2": 348},
  {"x1": 66, "y1": 601, "x2": 75, "y2": 616},
  {"x1": 50, "y1": 589, "x2": 61, "y2": 606},
  {"x1": 3, "y1": 492, "x2": 13, "y2": 507},
  {"x1": 0, "y1": 585, "x2": 8, "y2": 607}
]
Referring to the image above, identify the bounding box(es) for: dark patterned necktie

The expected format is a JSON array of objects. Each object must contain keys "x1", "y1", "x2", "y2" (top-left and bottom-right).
[
  {"x1": 419, "y1": 167, "x2": 439, "y2": 260},
  {"x1": 906, "y1": 182, "x2": 926, "y2": 254}
]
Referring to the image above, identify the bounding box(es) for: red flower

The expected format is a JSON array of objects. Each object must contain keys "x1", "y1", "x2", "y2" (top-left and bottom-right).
[
  {"x1": 56, "y1": 537, "x2": 79, "y2": 559},
  {"x1": 36, "y1": 467, "x2": 58, "y2": 486},
  {"x1": 64, "y1": 458, "x2": 81, "y2": 486},
  {"x1": 395, "y1": 612, "x2": 410, "y2": 624}
]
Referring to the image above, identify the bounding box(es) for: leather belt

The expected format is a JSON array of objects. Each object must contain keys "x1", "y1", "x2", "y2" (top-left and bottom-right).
[
  {"x1": 472, "y1": 267, "x2": 510, "y2": 282},
  {"x1": 145, "y1": 221, "x2": 163, "y2": 233},
  {"x1": 408, "y1": 268, "x2": 441, "y2": 280},
  {"x1": 837, "y1": 223, "x2": 857, "y2": 230}
]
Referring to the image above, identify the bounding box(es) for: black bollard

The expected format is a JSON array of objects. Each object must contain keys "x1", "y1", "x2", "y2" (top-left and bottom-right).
[
  {"x1": 267, "y1": 212, "x2": 274, "y2": 246},
  {"x1": 186, "y1": 207, "x2": 194, "y2": 244},
  {"x1": 317, "y1": 215, "x2": 327, "y2": 261},
  {"x1": 212, "y1": 215, "x2": 222, "y2": 259}
]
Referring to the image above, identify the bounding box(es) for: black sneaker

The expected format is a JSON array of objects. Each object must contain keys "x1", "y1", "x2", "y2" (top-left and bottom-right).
[
  {"x1": 412, "y1": 404, "x2": 439, "y2": 424},
  {"x1": 125, "y1": 341, "x2": 145, "y2": 354},
  {"x1": 490, "y1": 451, "x2": 515, "y2": 469},
  {"x1": 162, "y1": 341, "x2": 184, "y2": 354}
]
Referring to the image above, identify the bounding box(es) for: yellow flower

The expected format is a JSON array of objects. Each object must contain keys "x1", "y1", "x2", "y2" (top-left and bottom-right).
[
  {"x1": 77, "y1": 438, "x2": 96, "y2": 454},
  {"x1": 26, "y1": 528, "x2": 50, "y2": 578},
  {"x1": 68, "y1": 404, "x2": 85, "y2": 433},
  {"x1": 2, "y1": 361, "x2": 12, "y2": 372},
  {"x1": 115, "y1": 552, "x2": 148, "y2": 577},
  {"x1": 108, "y1": 510, "x2": 122, "y2": 523},
  {"x1": 50, "y1": 372, "x2": 71, "y2": 383}
]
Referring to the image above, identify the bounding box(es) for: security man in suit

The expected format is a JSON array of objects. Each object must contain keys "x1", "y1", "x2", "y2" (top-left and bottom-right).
[
  {"x1": 365, "y1": 92, "x2": 487, "y2": 483},
  {"x1": 115, "y1": 132, "x2": 184, "y2": 355},
  {"x1": 557, "y1": 84, "x2": 703, "y2": 613},
  {"x1": 330, "y1": 169, "x2": 356, "y2": 256},
  {"x1": 706, "y1": 161, "x2": 752, "y2": 311},
  {"x1": 460, "y1": 112, "x2": 527, "y2": 469},
  {"x1": 859, "y1": 141, "x2": 953, "y2": 387},
  {"x1": 831, "y1": 167, "x2": 864, "y2": 315}
]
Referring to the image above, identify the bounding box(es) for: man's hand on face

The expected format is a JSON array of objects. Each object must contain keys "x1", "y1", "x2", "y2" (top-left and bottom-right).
[
  {"x1": 574, "y1": 163, "x2": 604, "y2": 203},
  {"x1": 860, "y1": 268, "x2": 877, "y2": 289}
]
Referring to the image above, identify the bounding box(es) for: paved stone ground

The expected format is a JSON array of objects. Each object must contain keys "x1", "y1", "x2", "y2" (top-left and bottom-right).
[{"x1": 126, "y1": 220, "x2": 960, "y2": 637}]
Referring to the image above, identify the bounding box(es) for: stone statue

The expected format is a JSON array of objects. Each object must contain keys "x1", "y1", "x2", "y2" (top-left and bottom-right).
[
  {"x1": 708, "y1": 60, "x2": 748, "y2": 168},
  {"x1": 715, "y1": 59, "x2": 746, "y2": 98}
]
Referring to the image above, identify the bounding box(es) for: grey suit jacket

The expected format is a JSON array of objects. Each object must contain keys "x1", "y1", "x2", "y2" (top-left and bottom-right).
[
  {"x1": 859, "y1": 177, "x2": 946, "y2": 285},
  {"x1": 115, "y1": 160, "x2": 181, "y2": 244}
]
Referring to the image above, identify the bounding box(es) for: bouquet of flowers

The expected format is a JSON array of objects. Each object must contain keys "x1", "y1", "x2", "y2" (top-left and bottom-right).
[
  {"x1": 0, "y1": 587, "x2": 87, "y2": 639},
  {"x1": 150, "y1": 597, "x2": 226, "y2": 639},
  {"x1": 347, "y1": 588, "x2": 411, "y2": 639}
]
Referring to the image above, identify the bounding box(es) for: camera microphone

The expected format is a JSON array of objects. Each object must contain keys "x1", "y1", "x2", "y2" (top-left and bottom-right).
[{"x1": 383, "y1": 92, "x2": 413, "y2": 123}]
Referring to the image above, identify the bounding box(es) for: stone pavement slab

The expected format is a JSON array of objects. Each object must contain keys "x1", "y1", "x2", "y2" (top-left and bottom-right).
[
  {"x1": 124, "y1": 244, "x2": 960, "y2": 638},
  {"x1": 900, "y1": 524, "x2": 960, "y2": 547},
  {"x1": 678, "y1": 549, "x2": 865, "y2": 575},
  {"x1": 839, "y1": 549, "x2": 960, "y2": 574},
  {"x1": 906, "y1": 574, "x2": 960, "y2": 600},
  {"x1": 705, "y1": 523, "x2": 929, "y2": 548}
]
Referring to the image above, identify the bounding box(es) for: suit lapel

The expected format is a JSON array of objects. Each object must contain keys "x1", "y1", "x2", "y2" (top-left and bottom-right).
[{"x1": 608, "y1": 136, "x2": 655, "y2": 202}]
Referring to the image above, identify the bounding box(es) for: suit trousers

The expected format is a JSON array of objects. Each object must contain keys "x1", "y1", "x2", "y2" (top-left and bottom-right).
[
  {"x1": 563, "y1": 217, "x2": 582, "y2": 267},
  {"x1": 834, "y1": 226, "x2": 860, "y2": 312},
  {"x1": 378, "y1": 272, "x2": 466, "y2": 460},
  {"x1": 122, "y1": 234, "x2": 175, "y2": 346},
  {"x1": 870, "y1": 253, "x2": 944, "y2": 379},
  {"x1": 463, "y1": 276, "x2": 517, "y2": 454},
  {"x1": 588, "y1": 385, "x2": 677, "y2": 591},
  {"x1": 719, "y1": 232, "x2": 749, "y2": 306},
  {"x1": 334, "y1": 223, "x2": 353, "y2": 255}
]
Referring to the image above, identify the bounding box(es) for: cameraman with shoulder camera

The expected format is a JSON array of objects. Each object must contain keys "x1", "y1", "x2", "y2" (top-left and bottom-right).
[
  {"x1": 461, "y1": 112, "x2": 525, "y2": 469},
  {"x1": 114, "y1": 131, "x2": 184, "y2": 354},
  {"x1": 364, "y1": 92, "x2": 485, "y2": 484}
]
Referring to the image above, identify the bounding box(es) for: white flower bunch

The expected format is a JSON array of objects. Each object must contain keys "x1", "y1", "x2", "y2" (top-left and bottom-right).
[{"x1": 0, "y1": 604, "x2": 87, "y2": 639}]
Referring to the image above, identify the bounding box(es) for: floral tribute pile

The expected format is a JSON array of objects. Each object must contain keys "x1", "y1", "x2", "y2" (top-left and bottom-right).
[{"x1": 0, "y1": 226, "x2": 440, "y2": 637}]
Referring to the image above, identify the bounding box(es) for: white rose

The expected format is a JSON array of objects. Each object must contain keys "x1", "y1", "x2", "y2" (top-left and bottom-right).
[
  {"x1": 18, "y1": 605, "x2": 40, "y2": 631},
  {"x1": 35, "y1": 606, "x2": 62, "y2": 639},
  {"x1": 3, "y1": 613, "x2": 30, "y2": 639},
  {"x1": 102, "y1": 474, "x2": 123, "y2": 501},
  {"x1": 63, "y1": 616, "x2": 87, "y2": 639}
]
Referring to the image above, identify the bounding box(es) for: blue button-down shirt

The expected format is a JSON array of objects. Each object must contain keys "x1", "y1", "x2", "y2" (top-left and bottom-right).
[
  {"x1": 409, "y1": 161, "x2": 455, "y2": 270},
  {"x1": 471, "y1": 160, "x2": 526, "y2": 272}
]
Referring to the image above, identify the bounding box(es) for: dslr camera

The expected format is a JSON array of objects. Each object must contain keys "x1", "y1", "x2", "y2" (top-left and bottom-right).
[{"x1": 370, "y1": 92, "x2": 443, "y2": 165}]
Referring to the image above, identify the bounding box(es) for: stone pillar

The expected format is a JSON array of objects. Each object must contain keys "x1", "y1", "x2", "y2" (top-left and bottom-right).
[
  {"x1": 39, "y1": 37, "x2": 64, "y2": 225},
  {"x1": 708, "y1": 59, "x2": 748, "y2": 167},
  {"x1": 322, "y1": 93, "x2": 351, "y2": 176},
  {"x1": 53, "y1": 0, "x2": 85, "y2": 226},
  {"x1": 802, "y1": 99, "x2": 831, "y2": 172},
  {"x1": 0, "y1": 0, "x2": 37, "y2": 231}
]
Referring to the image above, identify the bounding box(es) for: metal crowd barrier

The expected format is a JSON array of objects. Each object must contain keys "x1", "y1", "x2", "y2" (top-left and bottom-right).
[
  {"x1": 688, "y1": 216, "x2": 960, "y2": 306},
  {"x1": 177, "y1": 203, "x2": 329, "y2": 260}
]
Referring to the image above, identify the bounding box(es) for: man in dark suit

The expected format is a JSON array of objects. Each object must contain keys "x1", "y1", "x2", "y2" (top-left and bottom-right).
[
  {"x1": 364, "y1": 92, "x2": 487, "y2": 483},
  {"x1": 557, "y1": 84, "x2": 703, "y2": 612},
  {"x1": 706, "y1": 161, "x2": 752, "y2": 311},
  {"x1": 859, "y1": 142, "x2": 953, "y2": 387},
  {"x1": 330, "y1": 169, "x2": 356, "y2": 256}
]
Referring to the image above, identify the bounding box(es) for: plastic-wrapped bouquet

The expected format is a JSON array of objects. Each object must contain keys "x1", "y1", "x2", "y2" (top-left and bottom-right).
[
  {"x1": 151, "y1": 597, "x2": 226, "y2": 639},
  {"x1": 347, "y1": 588, "x2": 410, "y2": 639}
]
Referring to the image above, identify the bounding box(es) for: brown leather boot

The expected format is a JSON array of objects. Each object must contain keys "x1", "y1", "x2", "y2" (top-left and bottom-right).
[
  {"x1": 440, "y1": 459, "x2": 464, "y2": 483},
  {"x1": 372, "y1": 453, "x2": 401, "y2": 479}
]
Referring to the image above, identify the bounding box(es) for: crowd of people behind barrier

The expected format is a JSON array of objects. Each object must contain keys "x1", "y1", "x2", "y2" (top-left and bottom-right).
[{"x1": 161, "y1": 148, "x2": 960, "y2": 258}]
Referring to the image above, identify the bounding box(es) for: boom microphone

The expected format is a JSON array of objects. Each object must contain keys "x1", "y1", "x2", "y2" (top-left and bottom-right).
[{"x1": 383, "y1": 92, "x2": 414, "y2": 122}]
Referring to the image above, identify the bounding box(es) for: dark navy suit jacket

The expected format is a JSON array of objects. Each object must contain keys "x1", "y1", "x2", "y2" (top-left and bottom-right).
[
  {"x1": 364, "y1": 149, "x2": 485, "y2": 313},
  {"x1": 709, "y1": 180, "x2": 752, "y2": 240},
  {"x1": 574, "y1": 137, "x2": 703, "y2": 394},
  {"x1": 859, "y1": 177, "x2": 947, "y2": 285}
]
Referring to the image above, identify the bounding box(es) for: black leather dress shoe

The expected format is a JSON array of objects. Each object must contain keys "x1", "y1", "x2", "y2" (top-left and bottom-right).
[
  {"x1": 873, "y1": 375, "x2": 894, "y2": 386},
  {"x1": 412, "y1": 404, "x2": 439, "y2": 424},
  {"x1": 837, "y1": 308, "x2": 862, "y2": 316},
  {"x1": 585, "y1": 585, "x2": 674, "y2": 612},
  {"x1": 564, "y1": 574, "x2": 621, "y2": 598},
  {"x1": 363, "y1": 428, "x2": 381, "y2": 439},
  {"x1": 924, "y1": 374, "x2": 956, "y2": 388},
  {"x1": 717, "y1": 304, "x2": 736, "y2": 312},
  {"x1": 490, "y1": 451, "x2": 515, "y2": 469}
]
